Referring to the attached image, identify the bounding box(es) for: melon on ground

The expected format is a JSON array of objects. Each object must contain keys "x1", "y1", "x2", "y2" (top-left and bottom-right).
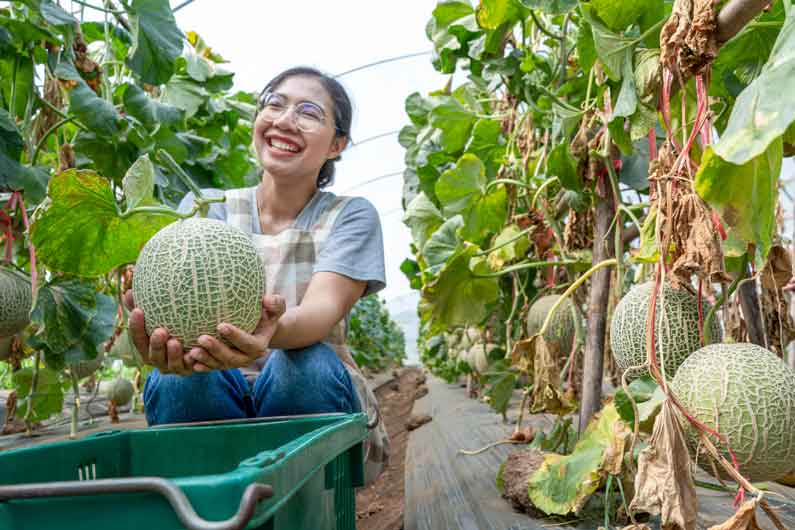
[
  {"x1": 671, "y1": 342, "x2": 795, "y2": 482},
  {"x1": 132, "y1": 218, "x2": 265, "y2": 349},
  {"x1": 0, "y1": 267, "x2": 32, "y2": 338},
  {"x1": 610, "y1": 281, "x2": 721, "y2": 380},
  {"x1": 526, "y1": 295, "x2": 576, "y2": 357}
]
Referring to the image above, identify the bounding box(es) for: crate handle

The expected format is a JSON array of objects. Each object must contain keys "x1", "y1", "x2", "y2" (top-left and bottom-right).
[{"x1": 0, "y1": 477, "x2": 273, "y2": 530}]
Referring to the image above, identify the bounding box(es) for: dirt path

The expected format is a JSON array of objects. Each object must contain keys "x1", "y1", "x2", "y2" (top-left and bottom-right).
[{"x1": 356, "y1": 366, "x2": 426, "y2": 530}]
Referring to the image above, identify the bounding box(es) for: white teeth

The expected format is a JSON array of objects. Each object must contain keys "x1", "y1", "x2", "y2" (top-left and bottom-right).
[{"x1": 270, "y1": 139, "x2": 299, "y2": 152}]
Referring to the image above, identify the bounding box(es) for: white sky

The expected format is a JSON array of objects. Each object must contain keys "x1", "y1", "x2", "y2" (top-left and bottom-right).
[{"x1": 171, "y1": 0, "x2": 447, "y2": 304}]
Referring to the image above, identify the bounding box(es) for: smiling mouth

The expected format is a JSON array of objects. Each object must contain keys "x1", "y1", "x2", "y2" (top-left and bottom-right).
[{"x1": 267, "y1": 138, "x2": 301, "y2": 153}]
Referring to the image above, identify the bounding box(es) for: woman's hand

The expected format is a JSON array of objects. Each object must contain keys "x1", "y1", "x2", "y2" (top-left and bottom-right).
[
  {"x1": 123, "y1": 290, "x2": 195, "y2": 375},
  {"x1": 186, "y1": 294, "x2": 287, "y2": 372}
]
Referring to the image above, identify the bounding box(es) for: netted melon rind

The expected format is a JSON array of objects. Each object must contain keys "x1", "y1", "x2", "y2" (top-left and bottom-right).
[
  {"x1": 671, "y1": 343, "x2": 795, "y2": 482},
  {"x1": 133, "y1": 218, "x2": 265, "y2": 349},
  {"x1": 609, "y1": 282, "x2": 721, "y2": 380},
  {"x1": 0, "y1": 267, "x2": 32, "y2": 337},
  {"x1": 526, "y1": 295, "x2": 576, "y2": 355}
]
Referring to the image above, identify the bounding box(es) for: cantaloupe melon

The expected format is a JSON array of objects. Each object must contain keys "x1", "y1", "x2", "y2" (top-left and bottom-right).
[
  {"x1": 106, "y1": 378, "x2": 134, "y2": 406},
  {"x1": 671, "y1": 343, "x2": 795, "y2": 482},
  {"x1": 610, "y1": 282, "x2": 721, "y2": 380},
  {"x1": 133, "y1": 218, "x2": 265, "y2": 349},
  {"x1": 0, "y1": 267, "x2": 31, "y2": 338},
  {"x1": 526, "y1": 295, "x2": 576, "y2": 356}
]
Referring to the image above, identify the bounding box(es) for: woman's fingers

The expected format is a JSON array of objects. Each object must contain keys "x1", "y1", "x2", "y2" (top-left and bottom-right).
[
  {"x1": 148, "y1": 328, "x2": 169, "y2": 370},
  {"x1": 262, "y1": 294, "x2": 286, "y2": 318},
  {"x1": 166, "y1": 338, "x2": 188, "y2": 374},
  {"x1": 128, "y1": 308, "x2": 150, "y2": 361},
  {"x1": 186, "y1": 346, "x2": 223, "y2": 371},
  {"x1": 218, "y1": 324, "x2": 266, "y2": 357},
  {"x1": 123, "y1": 290, "x2": 136, "y2": 311},
  {"x1": 197, "y1": 334, "x2": 251, "y2": 368}
]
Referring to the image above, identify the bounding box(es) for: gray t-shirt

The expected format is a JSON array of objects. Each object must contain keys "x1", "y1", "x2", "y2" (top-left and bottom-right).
[{"x1": 178, "y1": 188, "x2": 386, "y2": 297}]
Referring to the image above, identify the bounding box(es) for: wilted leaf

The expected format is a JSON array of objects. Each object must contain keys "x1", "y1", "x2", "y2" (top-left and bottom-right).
[
  {"x1": 630, "y1": 400, "x2": 698, "y2": 530},
  {"x1": 487, "y1": 224, "x2": 530, "y2": 270},
  {"x1": 30, "y1": 169, "x2": 176, "y2": 276},
  {"x1": 707, "y1": 499, "x2": 762, "y2": 530},
  {"x1": 527, "y1": 403, "x2": 630, "y2": 515},
  {"x1": 613, "y1": 53, "x2": 638, "y2": 119},
  {"x1": 695, "y1": 139, "x2": 782, "y2": 260}
]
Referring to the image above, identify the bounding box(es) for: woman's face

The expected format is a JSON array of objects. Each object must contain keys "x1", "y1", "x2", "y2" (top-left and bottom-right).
[{"x1": 253, "y1": 75, "x2": 346, "y2": 183}]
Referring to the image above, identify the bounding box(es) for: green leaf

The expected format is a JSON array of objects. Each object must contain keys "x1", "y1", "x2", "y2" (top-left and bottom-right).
[
  {"x1": 590, "y1": 0, "x2": 647, "y2": 32},
  {"x1": 31, "y1": 278, "x2": 98, "y2": 354},
  {"x1": 712, "y1": 10, "x2": 795, "y2": 165},
  {"x1": 13, "y1": 367, "x2": 64, "y2": 422},
  {"x1": 429, "y1": 98, "x2": 476, "y2": 153},
  {"x1": 476, "y1": 0, "x2": 521, "y2": 30},
  {"x1": 484, "y1": 369, "x2": 516, "y2": 415},
  {"x1": 614, "y1": 375, "x2": 656, "y2": 423},
  {"x1": 612, "y1": 54, "x2": 637, "y2": 119},
  {"x1": 580, "y1": 5, "x2": 634, "y2": 81},
  {"x1": 436, "y1": 153, "x2": 486, "y2": 213},
  {"x1": 403, "y1": 192, "x2": 444, "y2": 252},
  {"x1": 123, "y1": 83, "x2": 184, "y2": 129},
  {"x1": 54, "y1": 57, "x2": 123, "y2": 138},
  {"x1": 423, "y1": 215, "x2": 464, "y2": 270},
  {"x1": 74, "y1": 131, "x2": 138, "y2": 182},
  {"x1": 488, "y1": 224, "x2": 530, "y2": 270},
  {"x1": 37, "y1": 0, "x2": 79, "y2": 27},
  {"x1": 576, "y1": 22, "x2": 597, "y2": 72},
  {"x1": 620, "y1": 137, "x2": 651, "y2": 191},
  {"x1": 123, "y1": 154, "x2": 155, "y2": 210},
  {"x1": 0, "y1": 109, "x2": 49, "y2": 200},
  {"x1": 633, "y1": 205, "x2": 659, "y2": 263},
  {"x1": 465, "y1": 118, "x2": 504, "y2": 166},
  {"x1": 0, "y1": 55, "x2": 34, "y2": 119},
  {"x1": 527, "y1": 403, "x2": 628, "y2": 514},
  {"x1": 162, "y1": 76, "x2": 208, "y2": 118},
  {"x1": 124, "y1": 0, "x2": 183, "y2": 85},
  {"x1": 30, "y1": 169, "x2": 176, "y2": 277},
  {"x1": 547, "y1": 143, "x2": 581, "y2": 191},
  {"x1": 421, "y1": 244, "x2": 500, "y2": 328},
  {"x1": 406, "y1": 92, "x2": 434, "y2": 126},
  {"x1": 69, "y1": 292, "x2": 116, "y2": 364},
  {"x1": 519, "y1": 0, "x2": 577, "y2": 15},
  {"x1": 695, "y1": 139, "x2": 782, "y2": 260},
  {"x1": 608, "y1": 117, "x2": 633, "y2": 155}
]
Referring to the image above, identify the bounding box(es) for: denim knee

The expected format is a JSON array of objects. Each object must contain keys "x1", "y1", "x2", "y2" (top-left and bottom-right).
[
  {"x1": 252, "y1": 342, "x2": 360, "y2": 417},
  {"x1": 143, "y1": 368, "x2": 251, "y2": 425}
]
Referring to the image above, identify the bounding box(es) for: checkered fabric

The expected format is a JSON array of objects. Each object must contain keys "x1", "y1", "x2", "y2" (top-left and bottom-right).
[{"x1": 224, "y1": 186, "x2": 390, "y2": 484}]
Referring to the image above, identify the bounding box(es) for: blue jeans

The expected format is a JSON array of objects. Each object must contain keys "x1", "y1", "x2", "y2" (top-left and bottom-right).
[{"x1": 143, "y1": 342, "x2": 361, "y2": 425}]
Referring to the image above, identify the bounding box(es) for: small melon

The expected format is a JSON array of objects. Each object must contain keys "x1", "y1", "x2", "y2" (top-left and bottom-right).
[
  {"x1": 526, "y1": 295, "x2": 577, "y2": 356},
  {"x1": 671, "y1": 343, "x2": 795, "y2": 482},
  {"x1": 106, "y1": 378, "x2": 134, "y2": 406},
  {"x1": 0, "y1": 267, "x2": 32, "y2": 338},
  {"x1": 610, "y1": 282, "x2": 721, "y2": 380},
  {"x1": 69, "y1": 350, "x2": 104, "y2": 380},
  {"x1": 133, "y1": 218, "x2": 265, "y2": 349}
]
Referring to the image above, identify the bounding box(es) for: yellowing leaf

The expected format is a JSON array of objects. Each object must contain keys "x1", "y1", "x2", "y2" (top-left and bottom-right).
[{"x1": 526, "y1": 403, "x2": 630, "y2": 515}]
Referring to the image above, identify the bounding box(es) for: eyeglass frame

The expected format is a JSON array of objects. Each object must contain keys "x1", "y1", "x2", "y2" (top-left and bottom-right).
[{"x1": 256, "y1": 91, "x2": 344, "y2": 135}]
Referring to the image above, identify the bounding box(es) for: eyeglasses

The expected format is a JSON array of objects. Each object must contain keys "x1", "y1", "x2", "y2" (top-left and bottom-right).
[{"x1": 257, "y1": 92, "x2": 328, "y2": 133}]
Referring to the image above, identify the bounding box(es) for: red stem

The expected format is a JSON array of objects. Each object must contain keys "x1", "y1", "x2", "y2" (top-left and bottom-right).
[
  {"x1": 698, "y1": 279, "x2": 705, "y2": 346},
  {"x1": 15, "y1": 195, "x2": 37, "y2": 293}
]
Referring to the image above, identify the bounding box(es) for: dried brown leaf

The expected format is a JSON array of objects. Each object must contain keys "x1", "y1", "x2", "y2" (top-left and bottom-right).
[
  {"x1": 621, "y1": 525, "x2": 653, "y2": 530},
  {"x1": 706, "y1": 499, "x2": 762, "y2": 530},
  {"x1": 630, "y1": 400, "x2": 698, "y2": 530},
  {"x1": 660, "y1": 0, "x2": 717, "y2": 76},
  {"x1": 500, "y1": 448, "x2": 547, "y2": 514},
  {"x1": 761, "y1": 245, "x2": 793, "y2": 291},
  {"x1": 670, "y1": 193, "x2": 730, "y2": 285}
]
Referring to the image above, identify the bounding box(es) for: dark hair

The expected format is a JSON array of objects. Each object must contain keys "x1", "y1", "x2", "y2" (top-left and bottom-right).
[{"x1": 257, "y1": 66, "x2": 352, "y2": 188}]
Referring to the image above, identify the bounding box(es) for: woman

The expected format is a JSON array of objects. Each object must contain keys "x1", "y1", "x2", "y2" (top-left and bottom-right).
[{"x1": 124, "y1": 67, "x2": 388, "y2": 479}]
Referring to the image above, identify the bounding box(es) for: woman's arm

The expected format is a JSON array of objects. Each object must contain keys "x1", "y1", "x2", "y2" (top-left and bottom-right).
[
  {"x1": 184, "y1": 271, "x2": 366, "y2": 371},
  {"x1": 268, "y1": 271, "x2": 367, "y2": 349}
]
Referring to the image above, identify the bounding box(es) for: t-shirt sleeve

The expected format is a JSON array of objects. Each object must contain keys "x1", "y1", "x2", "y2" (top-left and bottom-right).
[
  {"x1": 176, "y1": 188, "x2": 228, "y2": 220},
  {"x1": 314, "y1": 197, "x2": 386, "y2": 297}
]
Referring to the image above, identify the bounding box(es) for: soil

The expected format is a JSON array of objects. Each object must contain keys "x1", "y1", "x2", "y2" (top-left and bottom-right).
[{"x1": 356, "y1": 366, "x2": 426, "y2": 530}]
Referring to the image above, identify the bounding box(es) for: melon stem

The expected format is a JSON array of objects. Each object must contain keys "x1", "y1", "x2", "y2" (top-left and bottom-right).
[{"x1": 70, "y1": 371, "x2": 80, "y2": 439}]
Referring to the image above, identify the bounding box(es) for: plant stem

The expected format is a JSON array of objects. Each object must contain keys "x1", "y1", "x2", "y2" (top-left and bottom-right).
[
  {"x1": 156, "y1": 149, "x2": 204, "y2": 199},
  {"x1": 9, "y1": 55, "x2": 18, "y2": 115},
  {"x1": 530, "y1": 10, "x2": 563, "y2": 40},
  {"x1": 31, "y1": 117, "x2": 76, "y2": 165},
  {"x1": 70, "y1": 0, "x2": 123, "y2": 14},
  {"x1": 486, "y1": 178, "x2": 532, "y2": 191},
  {"x1": 703, "y1": 254, "x2": 747, "y2": 344},
  {"x1": 531, "y1": 177, "x2": 559, "y2": 208},
  {"x1": 475, "y1": 226, "x2": 533, "y2": 257},
  {"x1": 119, "y1": 196, "x2": 225, "y2": 220},
  {"x1": 24, "y1": 351, "x2": 42, "y2": 431},
  {"x1": 70, "y1": 371, "x2": 80, "y2": 439},
  {"x1": 474, "y1": 258, "x2": 591, "y2": 278}
]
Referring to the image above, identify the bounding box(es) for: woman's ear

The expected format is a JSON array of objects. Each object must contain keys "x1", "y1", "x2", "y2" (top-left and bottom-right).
[{"x1": 327, "y1": 136, "x2": 348, "y2": 160}]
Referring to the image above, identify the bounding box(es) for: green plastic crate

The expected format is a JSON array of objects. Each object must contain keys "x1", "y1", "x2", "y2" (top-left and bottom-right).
[{"x1": 0, "y1": 412, "x2": 367, "y2": 530}]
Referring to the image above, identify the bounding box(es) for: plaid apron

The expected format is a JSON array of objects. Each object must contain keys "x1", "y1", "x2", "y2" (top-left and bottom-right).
[{"x1": 224, "y1": 186, "x2": 389, "y2": 485}]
